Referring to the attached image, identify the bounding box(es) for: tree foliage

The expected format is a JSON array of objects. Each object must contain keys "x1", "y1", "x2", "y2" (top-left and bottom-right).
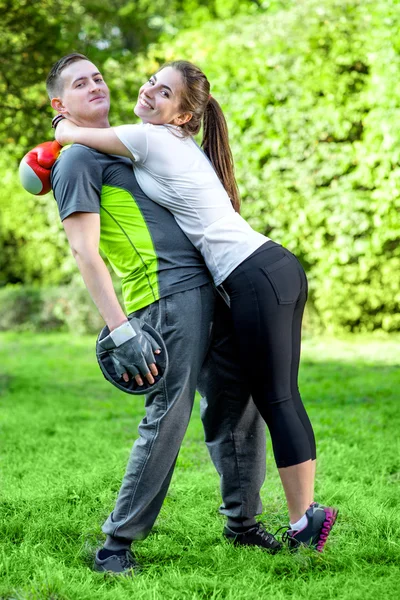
[
  {"x1": 0, "y1": 154, "x2": 73, "y2": 286},
  {"x1": 124, "y1": 0, "x2": 399, "y2": 332},
  {"x1": 0, "y1": 0, "x2": 258, "y2": 153},
  {"x1": 1, "y1": 0, "x2": 399, "y2": 332},
  {"x1": 0, "y1": 0, "x2": 260, "y2": 287}
]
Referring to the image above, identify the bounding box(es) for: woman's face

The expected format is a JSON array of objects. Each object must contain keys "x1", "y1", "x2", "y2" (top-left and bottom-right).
[{"x1": 134, "y1": 67, "x2": 189, "y2": 126}]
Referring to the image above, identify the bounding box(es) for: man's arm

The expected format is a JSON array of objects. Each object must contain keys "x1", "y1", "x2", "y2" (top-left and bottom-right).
[
  {"x1": 63, "y1": 211, "x2": 158, "y2": 385},
  {"x1": 63, "y1": 212, "x2": 127, "y2": 330},
  {"x1": 52, "y1": 144, "x2": 160, "y2": 384}
]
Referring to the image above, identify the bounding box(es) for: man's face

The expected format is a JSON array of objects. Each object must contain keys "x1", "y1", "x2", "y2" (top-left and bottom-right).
[{"x1": 51, "y1": 60, "x2": 110, "y2": 126}]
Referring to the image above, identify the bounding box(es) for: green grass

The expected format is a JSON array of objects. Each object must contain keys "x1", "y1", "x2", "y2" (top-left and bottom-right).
[{"x1": 0, "y1": 332, "x2": 399, "y2": 600}]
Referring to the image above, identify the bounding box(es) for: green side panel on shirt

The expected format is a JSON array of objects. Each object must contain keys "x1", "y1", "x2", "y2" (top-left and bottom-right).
[{"x1": 99, "y1": 185, "x2": 160, "y2": 313}]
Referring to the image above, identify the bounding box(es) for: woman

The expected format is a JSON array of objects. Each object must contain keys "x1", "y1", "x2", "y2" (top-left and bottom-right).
[{"x1": 54, "y1": 60, "x2": 337, "y2": 551}]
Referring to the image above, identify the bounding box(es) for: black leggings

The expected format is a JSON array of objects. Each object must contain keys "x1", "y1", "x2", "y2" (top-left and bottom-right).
[{"x1": 223, "y1": 241, "x2": 316, "y2": 468}]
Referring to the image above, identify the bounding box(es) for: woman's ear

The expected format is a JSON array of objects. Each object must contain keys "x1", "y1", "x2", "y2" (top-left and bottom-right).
[{"x1": 172, "y1": 112, "x2": 193, "y2": 126}]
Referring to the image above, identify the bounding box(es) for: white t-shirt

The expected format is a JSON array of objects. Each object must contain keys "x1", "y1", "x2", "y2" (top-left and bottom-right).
[{"x1": 115, "y1": 123, "x2": 268, "y2": 286}]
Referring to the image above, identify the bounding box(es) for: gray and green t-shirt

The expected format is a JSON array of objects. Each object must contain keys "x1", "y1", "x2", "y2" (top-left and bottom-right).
[{"x1": 51, "y1": 144, "x2": 210, "y2": 314}]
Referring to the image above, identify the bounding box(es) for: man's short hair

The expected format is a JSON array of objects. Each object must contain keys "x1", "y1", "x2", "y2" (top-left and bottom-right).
[{"x1": 46, "y1": 53, "x2": 89, "y2": 99}]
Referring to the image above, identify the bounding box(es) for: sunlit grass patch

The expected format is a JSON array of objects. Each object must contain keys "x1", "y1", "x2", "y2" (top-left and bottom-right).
[{"x1": 0, "y1": 333, "x2": 399, "y2": 599}]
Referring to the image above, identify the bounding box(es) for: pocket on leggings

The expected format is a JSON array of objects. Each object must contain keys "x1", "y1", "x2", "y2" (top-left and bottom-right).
[{"x1": 261, "y1": 255, "x2": 301, "y2": 305}]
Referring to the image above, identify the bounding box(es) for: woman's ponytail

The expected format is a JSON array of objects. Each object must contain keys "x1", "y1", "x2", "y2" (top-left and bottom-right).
[{"x1": 202, "y1": 97, "x2": 241, "y2": 213}]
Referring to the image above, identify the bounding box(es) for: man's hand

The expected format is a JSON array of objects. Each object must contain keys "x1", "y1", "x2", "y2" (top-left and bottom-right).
[
  {"x1": 19, "y1": 141, "x2": 62, "y2": 195},
  {"x1": 98, "y1": 319, "x2": 161, "y2": 386}
]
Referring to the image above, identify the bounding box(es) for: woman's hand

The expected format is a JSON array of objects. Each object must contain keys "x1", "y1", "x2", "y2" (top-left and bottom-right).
[{"x1": 55, "y1": 119, "x2": 80, "y2": 146}]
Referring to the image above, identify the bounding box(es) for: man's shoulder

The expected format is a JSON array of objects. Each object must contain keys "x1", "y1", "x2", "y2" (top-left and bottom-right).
[
  {"x1": 55, "y1": 144, "x2": 102, "y2": 169},
  {"x1": 51, "y1": 145, "x2": 106, "y2": 211},
  {"x1": 55, "y1": 144, "x2": 130, "y2": 173}
]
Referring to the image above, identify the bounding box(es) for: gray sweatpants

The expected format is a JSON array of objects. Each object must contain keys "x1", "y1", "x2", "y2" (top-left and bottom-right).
[{"x1": 102, "y1": 283, "x2": 266, "y2": 542}]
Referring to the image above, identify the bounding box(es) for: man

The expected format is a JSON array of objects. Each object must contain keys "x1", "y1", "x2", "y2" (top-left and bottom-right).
[{"x1": 42, "y1": 53, "x2": 280, "y2": 574}]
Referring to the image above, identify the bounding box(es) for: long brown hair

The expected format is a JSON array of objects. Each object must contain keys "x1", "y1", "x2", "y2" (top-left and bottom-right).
[{"x1": 158, "y1": 60, "x2": 241, "y2": 213}]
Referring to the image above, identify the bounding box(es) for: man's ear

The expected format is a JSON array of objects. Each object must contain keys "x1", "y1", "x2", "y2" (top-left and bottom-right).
[
  {"x1": 51, "y1": 97, "x2": 68, "y2": 113},
  {"x1": 172, "y1": 112, "x2": 192, "y2": 126}
]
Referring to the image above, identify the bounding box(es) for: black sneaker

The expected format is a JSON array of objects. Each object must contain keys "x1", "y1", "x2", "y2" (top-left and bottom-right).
[
  {"x1": 223, "y1": 523, "x2": 282, "y2": 553},
  {"x1": 282, "y1": 503, "x2": 338, "y2": 552},
  {"x1": 94, "y1": 548, "x2": 139, "y2": 575}
]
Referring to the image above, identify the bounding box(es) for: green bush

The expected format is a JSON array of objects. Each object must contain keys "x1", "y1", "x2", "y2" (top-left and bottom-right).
[
  {"x1": 0, "y1": 282, "x2": 105, "y2": 334},
  {"x1": 104, "y1": 0, "x2": 400, "y2": 332},
  {"x1": 0, "y1": 153, "x2": 74, "y2": 287},
  {"x1": 2, "y1": 0, "x2": 399, "y2": 332}
]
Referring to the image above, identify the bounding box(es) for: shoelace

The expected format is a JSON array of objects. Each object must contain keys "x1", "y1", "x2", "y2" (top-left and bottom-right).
[
  {"x1": 273, "y1": 525, "x2": 299, "y2": 546},
  {"x1": 250, "y1": 523, "x2": 280, "y2": 546},
  {"x1": 118, "y1": 551, "x2": 136, "y2": 570},
  {"x1": 281, "y1": 530, "x2": 298, "y2": 546}
]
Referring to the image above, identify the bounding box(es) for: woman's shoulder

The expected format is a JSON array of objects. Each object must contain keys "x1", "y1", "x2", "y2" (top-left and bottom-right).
[
  {"x1": 118, "y1": 123, "x2": 185, "y2": 137},
  {"x1": 144, "y1": 123, "x2": 182, "y2": 135}
]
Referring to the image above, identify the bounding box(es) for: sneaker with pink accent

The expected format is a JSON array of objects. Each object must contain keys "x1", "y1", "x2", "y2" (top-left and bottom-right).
[{"x1": 282, "y1": 503, "x2": 338, "y2": 552}]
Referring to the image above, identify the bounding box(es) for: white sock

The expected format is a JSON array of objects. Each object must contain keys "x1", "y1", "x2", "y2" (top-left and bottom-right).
[{"x1": 289, "y1": 513, "x2": 308, "y2": 531}]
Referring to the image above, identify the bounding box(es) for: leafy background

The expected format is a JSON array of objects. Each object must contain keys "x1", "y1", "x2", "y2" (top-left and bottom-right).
[{"x1": 1, "y1": 0, "x2": 399, "y2": 332}]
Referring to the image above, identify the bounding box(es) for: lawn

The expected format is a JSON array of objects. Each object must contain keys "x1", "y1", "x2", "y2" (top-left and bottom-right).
[{"x1": 0, "y1": 332, "x2": 399, "y2": 600}]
